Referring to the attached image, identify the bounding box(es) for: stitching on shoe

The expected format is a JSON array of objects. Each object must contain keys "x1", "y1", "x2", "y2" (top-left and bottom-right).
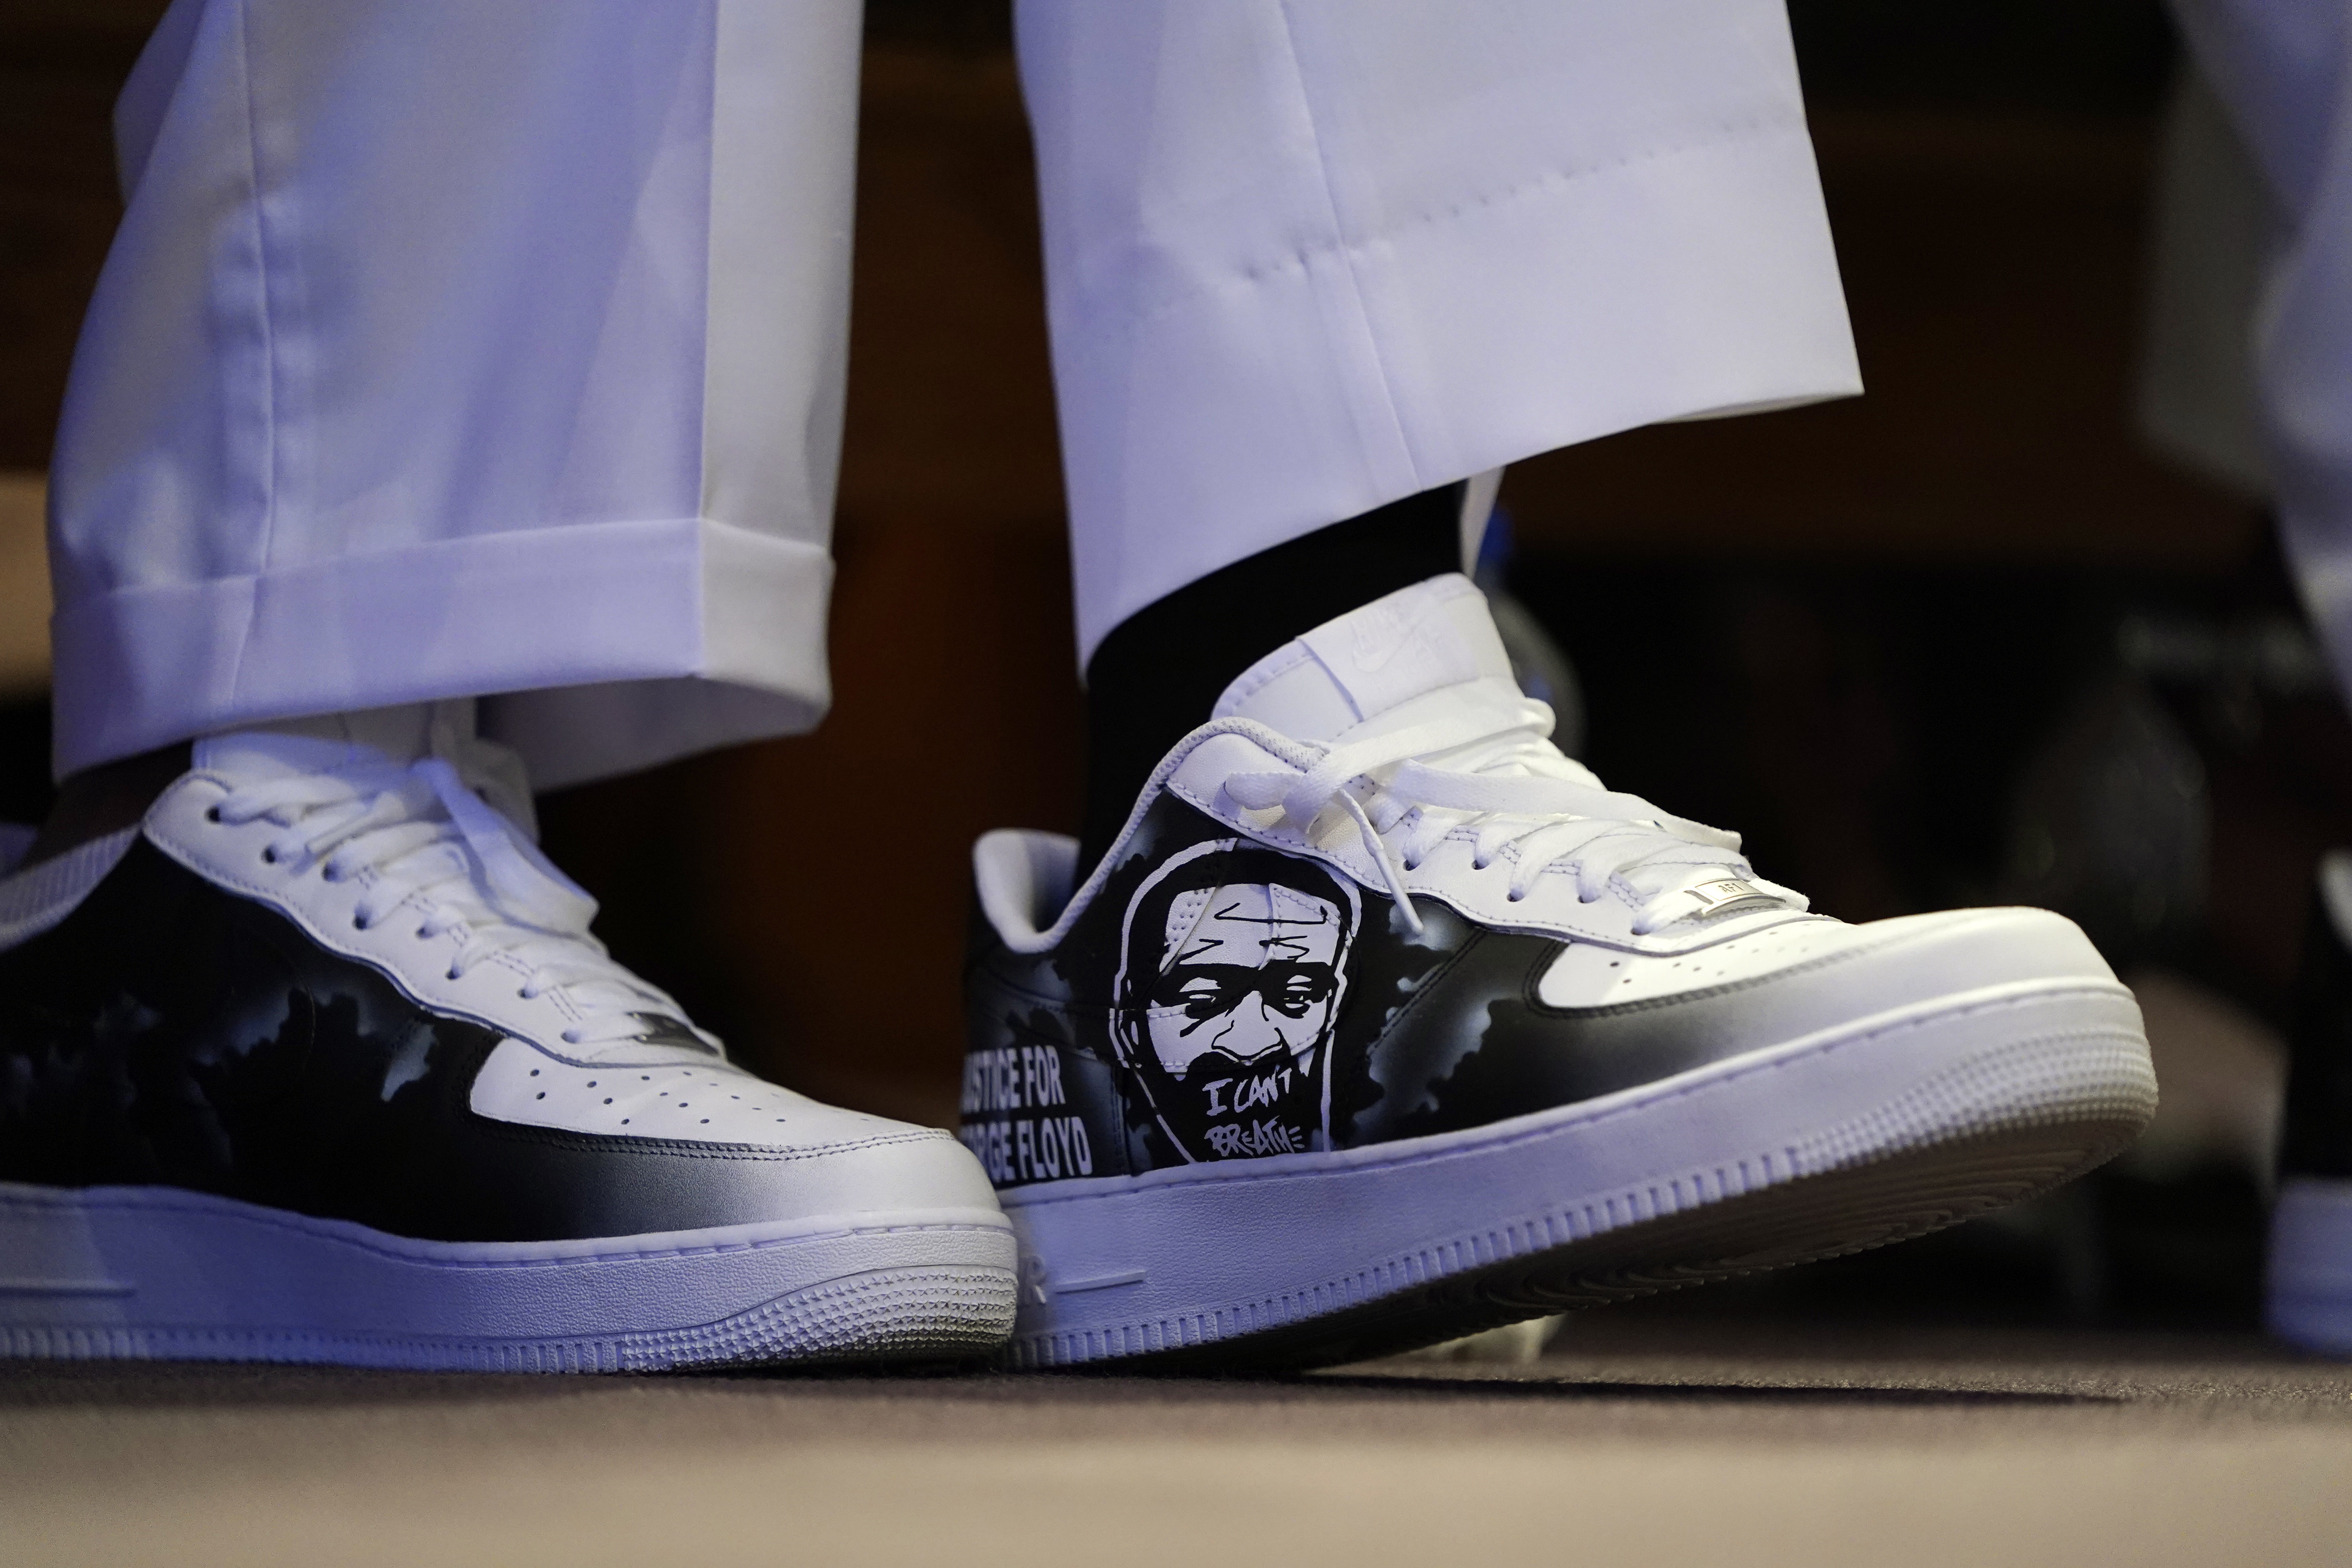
[
  {"x1": 1002, "y1": 984, "x2": 2136, "y2": 1209},
  {"x1": 0, "y1": 1187, "x2": 1008, "y2": 1271},
  {"x1": 462, "y1": 1119, "x2": 957, "y2": 1164},
  {"x1": 1526, "y1": 910, "x2": 2030, "y2": 1019}
]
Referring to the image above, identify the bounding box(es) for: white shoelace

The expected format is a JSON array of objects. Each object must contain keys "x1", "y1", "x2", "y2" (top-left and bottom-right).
[
  {"x1": 211, "y1": 745, "x2": 712, "y2": 1052},
  {"x1": 1222, "y1": 691, "x2": 1768, "y2": 936}
]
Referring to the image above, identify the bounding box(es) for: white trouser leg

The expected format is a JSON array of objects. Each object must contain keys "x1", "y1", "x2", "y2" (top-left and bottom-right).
[
  {"x1": 1018, "y1": 0, "x2": 1862, "y2": 660},
  {"x1": 2171, "y1": 2, "x2": 2352, "y2": 695},
  {"x1": 48, "y1": 0, "x2": 860, "y2": 788}
]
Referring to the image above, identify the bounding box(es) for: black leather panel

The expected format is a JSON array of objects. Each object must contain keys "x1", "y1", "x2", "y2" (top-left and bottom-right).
[{"x1": 0, "y1": 839, "x2": 885, "y2": 1241}]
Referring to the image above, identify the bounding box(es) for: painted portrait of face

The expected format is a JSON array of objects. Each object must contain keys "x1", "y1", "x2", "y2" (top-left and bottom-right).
[
  {"x1": 1113, "y1": 840, "x2": 1358, "y2": 1163},
  {"x1": 1144, "y1": 881, "x2": 1344, "y2": 1077}
]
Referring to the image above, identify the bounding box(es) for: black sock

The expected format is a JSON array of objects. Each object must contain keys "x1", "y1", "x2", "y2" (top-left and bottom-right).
[{"x1": 1075, "y1": 482, "x2": 1466, "y2": 878}]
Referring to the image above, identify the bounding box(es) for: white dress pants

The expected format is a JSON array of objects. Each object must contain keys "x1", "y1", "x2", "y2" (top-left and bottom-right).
[
  {"x1": 48, "y1": 0, "x2": 1857, "y2": 788},
  {"x1": 2171, "y1": 2, "x2": 2352, "y2": 695}
]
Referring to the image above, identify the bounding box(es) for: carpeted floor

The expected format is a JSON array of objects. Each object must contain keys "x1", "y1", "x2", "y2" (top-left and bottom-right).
[{"x1": 5, "y1": 1313, "x2": 2349, "y2": 1567}]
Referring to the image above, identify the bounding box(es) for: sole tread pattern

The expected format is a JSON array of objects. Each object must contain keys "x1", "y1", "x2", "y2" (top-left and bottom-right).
[{"x1": 4, "y1": 1263, "x2": 1018, "y2": 1372}]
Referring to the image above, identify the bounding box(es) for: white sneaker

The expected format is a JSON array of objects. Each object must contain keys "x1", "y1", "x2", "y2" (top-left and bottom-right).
[
  {"x1": 2267, "y1": 850, "x2": 2352, "y2": 1354},
  {"x1": 0, "y1": 704, "x2": 1014, "y2": 1370},
  {"x1": 965, "y1": 574, "x2": 2156, "y2": 1368}
]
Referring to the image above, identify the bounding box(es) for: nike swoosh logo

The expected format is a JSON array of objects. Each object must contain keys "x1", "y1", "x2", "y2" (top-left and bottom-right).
[{"x1": 1349, "y1": 607, "x2": 1422, "y2": 672}]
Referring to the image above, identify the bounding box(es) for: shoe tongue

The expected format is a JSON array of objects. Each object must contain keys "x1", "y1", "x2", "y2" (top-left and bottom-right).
[
  {"x1": 192, "y1": 700, "x2": 471, "y2": 782},
  {"x1": 1211, "y1": 573, "x2": 1514, "y2": 743}
]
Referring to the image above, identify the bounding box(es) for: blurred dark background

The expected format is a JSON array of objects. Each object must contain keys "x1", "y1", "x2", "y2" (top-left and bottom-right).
[{"x1": 2, "y1": 0, "x2": 2340, "y2": 1330}]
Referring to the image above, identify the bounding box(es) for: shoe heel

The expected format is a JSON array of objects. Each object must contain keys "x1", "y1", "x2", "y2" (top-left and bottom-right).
[{"x1": 0, "y1": 1185, "x2": 146, "y2": 1357}]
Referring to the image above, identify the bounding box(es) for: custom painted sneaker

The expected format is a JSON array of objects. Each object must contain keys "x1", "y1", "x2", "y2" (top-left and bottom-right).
[
  {"x1": 964, "y1": 574, "x2": 2157, "y2": 1369},
  {"x1": 0, "y1": 706, "x2": 1014, "y2": 1370},
  {"x1": 2267, "y1": 851, "x2": 2352, "y2": 1354}
]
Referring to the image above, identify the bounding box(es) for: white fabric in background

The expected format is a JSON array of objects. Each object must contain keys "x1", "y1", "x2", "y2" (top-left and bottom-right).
[
  {"x1": 2170, "y1": 2, "x2": 2352, "y2": 698},
  {"x1": 49, "y1": 0, "x2": 1856, "y2": 787},
  {"x1": 2136, "y1": 67, "x2": 2280, "y2": 500}
]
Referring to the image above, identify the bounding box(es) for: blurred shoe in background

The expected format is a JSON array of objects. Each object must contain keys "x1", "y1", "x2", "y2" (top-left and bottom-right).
[{"x1": 2267, "y1": 850, "x2": 2352, "y2": 1354}]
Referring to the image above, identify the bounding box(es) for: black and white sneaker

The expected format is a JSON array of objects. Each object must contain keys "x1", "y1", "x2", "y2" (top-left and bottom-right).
[
  {"x1": 0, "y1": 706, "x2": 1015, "y2": 1370},
  {"x1": 2268, "y1": 851, "x2": 2352, "y2": 1354},
  {"x1": 964, "y1": 574, "x2": 2158, "y2": 1368}
]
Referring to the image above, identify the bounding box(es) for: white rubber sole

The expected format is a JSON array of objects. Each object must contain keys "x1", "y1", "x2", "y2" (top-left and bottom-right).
[
  {"x1": 2268, "y1": 1178, "x2": 2352, "y2": 1356},
  {"x1": 1002, "y1": 979, "x2": 2156, "y2": 1369},
  {"x1": 0, "y1": 1186, "x2": 1017, "y2": 1371}
]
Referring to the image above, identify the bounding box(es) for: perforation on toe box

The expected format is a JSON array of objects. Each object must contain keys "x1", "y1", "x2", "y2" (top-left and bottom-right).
[
  {"x1": 468, "y1": 1037, "x2": 837, "y2": 1147},
  {"x1": 1539, "y1": 916, "x2": 1872, "y2": 1008}
]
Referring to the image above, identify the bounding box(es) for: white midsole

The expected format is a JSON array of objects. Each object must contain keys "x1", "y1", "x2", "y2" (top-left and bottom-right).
[
  {"x1": 1009, "y1": 979, "x2": 2137, "y2": 1210},
  {"x1": 1001, "y1": 979, "x2": 2152, "y2": 1363},
  {"x1": 0, "y1": 1184, "x2": 1014, "y2": 1346}
]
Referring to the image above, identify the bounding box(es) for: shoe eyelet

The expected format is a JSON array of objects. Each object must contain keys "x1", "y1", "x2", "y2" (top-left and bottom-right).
[
  {"x1": 204, "y1": 806, "x2": 222, "y2": 824},
  {"x1": 1506, "y1": 890, "x2": 1526, "y2": 903},
  {"x1": 260, "y1": 846, "x2": 277, "y2": 864},
  {"x1": 351, "y1": 915, "x2": 368, "y2": 931},
  {"x1": 1470, "y1": 859, "x2": 1490, "y2": 873}
]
